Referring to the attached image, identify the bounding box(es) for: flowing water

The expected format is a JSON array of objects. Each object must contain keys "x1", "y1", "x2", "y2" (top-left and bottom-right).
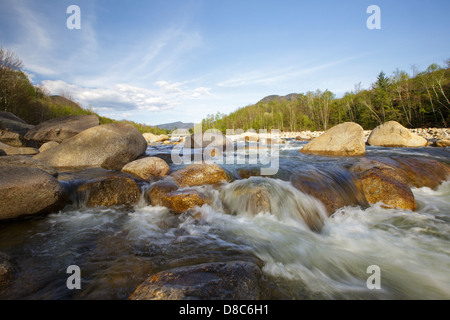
[{"x1": 0, "y1": 140, "x2": 449, "y2": 300}]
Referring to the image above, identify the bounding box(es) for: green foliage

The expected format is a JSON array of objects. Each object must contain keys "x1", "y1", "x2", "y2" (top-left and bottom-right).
[{"x1": 202, "y1": 62, "x2": 450, "y2": 132}]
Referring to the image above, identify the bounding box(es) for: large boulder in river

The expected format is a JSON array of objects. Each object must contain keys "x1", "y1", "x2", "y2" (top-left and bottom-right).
[
  {"x1": 121, "y1": 157, "x2": 170, "y2": 181},
  {"x1": 350, "y1": 159, "x2": 416, "y2": 211},
  {"x1": 24, "y1": 115, "x2": 99, "y2": 144},
  {"x1": 129, "y1": 261, "x2": 270, "y2": 300},
  {"x1": 299, "y1": 122, "x2": 365, "y2": 156},
  {"x1": 0, "y1": 166, "x2": 67, "y2": 220},
  {"x1": 77, "y1": 176, "x2": 140, "y2": 207},
  {"x1": 34, "y1": 123, "x2": 147, "y2": 170},
  {"x1": 367, "y1": 121, "x2": 427, "y2": 147},
  {"x1": 170, "y1": 163, "x2": 230, "y2": 187}
]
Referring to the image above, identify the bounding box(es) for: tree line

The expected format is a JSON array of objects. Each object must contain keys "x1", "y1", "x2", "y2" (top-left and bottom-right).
[
  {"x1": 202, "y1": 60, "x2": 450, "y2": 132},
  {"x1": 0, "y1": 47, "x2": 168, "y2": 135}
]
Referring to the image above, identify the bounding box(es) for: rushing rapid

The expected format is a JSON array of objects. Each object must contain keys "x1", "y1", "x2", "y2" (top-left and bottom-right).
[{"x1": 0, "y1": 140, "x2": 449, "y2": 299}]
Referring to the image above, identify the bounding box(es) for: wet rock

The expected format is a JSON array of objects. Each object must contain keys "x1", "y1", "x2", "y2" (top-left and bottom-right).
[
  {"x1": 129, "y1": 261, "x2": 270, "y2": 300},
  {"x1": 0, "y1": 155, "x2": 58, "y2": 177},
  {"x1": 160, "y1": 189, "x2": 210, "y2": 214},
  {"x1": 350, "y1": 159, "x2": 416, "y2": 211},
  {"x1": 0, "y1": 142, "x2": 39, "y2": 155},
  {"x1": 0, "y1": 166, "x2": 67, "y2": 220},
  {"x1": 146, "y1": 181, "x2": 179, "y2": 206},
  {"x1": 121, "y1": 157, "x2": 170, "y2": 181},
  {"x1": 377, "y1": 157, "x2": 450, "y2": 189},
  {"x1": 34, "y1": 123, "x2": 147, "y2": 170},
  {"x1": 170, "y1": 163, "x2": 230, "y2": 187},
  {"x1": 77, "y1": 176, "x2": 141, "y2": 207},
  {"x1": 221, "y1": 177, "x2": 327, "y2": 232},
  {"x1": 367, "y1": 121, "x2": 427, "y2": 147},
  {"x1": 38, "y1": 141, "x2": 59, "y2": 153},
  {"x1": 291, "y1": 169, "x2": 368, "y2": 216},
  {"x1": 24, "y1": 114, "x2": 99, "y2": 144},
  {"x1": 0, "y1": 252, "x2": 19, "y2": 294},
  {"x1": 299, "y1": 122, "x2": 366, "y2": 156}
]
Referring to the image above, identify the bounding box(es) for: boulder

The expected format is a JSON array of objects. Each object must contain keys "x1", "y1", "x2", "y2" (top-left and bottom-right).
[
  {"x1": 160, "y1": 189, "x2": 210, "y2": 214},
  {"x1": 170, "y1": 163, "x2": 230, "y2": 187},
  {"x1": 146, "y1": 181, "x2": 179, "y2": 206},
  {"x1": 38, "y1": 141, "x2": 60, "y2": 153},
  {"x1": 0, "y1": 111, "x2": 34, "y2": 136},
  {"x1": 299, "y1": 122, "x2": 366, "y2": 156},
  {"x1": 185, "y1": 131, "x2": 233, "y2": 150},
  {"x1": 221, "y1": 177, "x2": 327, "y2": 232},
  {"x1": 0, "y1": 130, "x2": 25, "y2": 147},
  {"x1": 34, "y1": 123, "x2": 147, "y2": 170},
  {"x1": 24, "y1": 114, "x2": 99, "y2": 144},
  {"x1": 0, "y1": 167, "x2": 67, "y2": 220},
  {"x1": 350, "y1": 159, "x2": 416, "y2": 211},
  {"x1": 129, "y1": 261, "x2": 270, "y2": 300},
  {"x1": 436, "y1": 138, "x2": 450, "y2": 147},
  {"x1": 142, "y1": 132, "x2": 158, "y2": 144},
  {"x1": 121, "y1": 157, "x2": 170, "y2": 181},
  {"x1": 0, "y1": 155, "x2": 58, "y2": 177},
  {"x1": 291, "y1": 168, "x2": 368, "y2": 216},
  {"x1": 375, "y1": 157, "x2": 450, "y2": 189},
  {"x1": 0, "y1": 149, "x2": 5, "y2": 156},
  {"x1": 77, "y1": 176, "x2": 141, "y2": 207},
  {"x1": 367, "y1": 121, "x2": 427, "y2": 147},
  {"x1": 0, "y1": 142, "x2": 39, "y2": 156}
]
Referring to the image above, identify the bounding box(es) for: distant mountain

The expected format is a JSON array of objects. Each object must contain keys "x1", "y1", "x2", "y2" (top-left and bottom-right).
[
  {"x1": 258, "y1": 93, "x2": 301, "y2": 104},
  {"x1": 156, "y1": 121, "x2": 195, "y2": 130}
]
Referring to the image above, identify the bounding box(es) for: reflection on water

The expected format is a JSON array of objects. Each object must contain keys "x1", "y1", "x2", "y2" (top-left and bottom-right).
[{"x1": 0, "y1": 142, "x2": 449, "y2": 299}]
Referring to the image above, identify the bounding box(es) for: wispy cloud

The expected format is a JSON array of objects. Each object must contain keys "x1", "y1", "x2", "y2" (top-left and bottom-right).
[{"x1": 41, "y1": 80, "x2": 212, "y2": 117}]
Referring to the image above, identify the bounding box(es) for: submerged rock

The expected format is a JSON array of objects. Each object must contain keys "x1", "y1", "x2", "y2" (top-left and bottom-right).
[
  {"x1": 367, "y1": 121, "x2": 427, "y2": 147},
  {"x1": 0, "y1": 252, "x2": 19, "y2": 294},
  {"x1": 34, "y1": 123, "x2": 147, "y2": 170},
  {"x1": 121, "y1": 157, "x2": 170, "y2": 181},
  {"x1": 221, "y1": 177, "x2": 327, "y2": 232},
  {"x1": 129, "y1": 261, "x2": 270, "y2": 300},
  {"x1": 77, "y1": 176, "x2": 141, "y2": 207},
  {"x1": 299, "y1": 122, "x2": 365, "y2": 156},
  {"x1": 350, "y1": 159, "x2": 416, "y2": 211},
  {"x1": 291, "y1": 169, "x2": 368, "y2": 216},
  {"x1": 170, "y1": 163, "x2": 230, "y2": 187},
  {"x1": 24, "y1": 114, "x2": 99, "y2": 144},
  {"x1": 0, "y1": 166, "x2": 67, "y2": 220},
  {"x1": 147, "y1": 180, "x2": 210, "y2": 213}
]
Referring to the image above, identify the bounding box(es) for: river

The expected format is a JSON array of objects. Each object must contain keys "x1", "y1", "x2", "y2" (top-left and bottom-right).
[{"x1": 0, "y1": 139, "x2": 449, "y2": 299}]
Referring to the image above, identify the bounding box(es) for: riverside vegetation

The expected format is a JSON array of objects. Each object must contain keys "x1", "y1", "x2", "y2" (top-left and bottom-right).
[{"x1": 0, "y1": 48, "x2": 449, "y2": 300}]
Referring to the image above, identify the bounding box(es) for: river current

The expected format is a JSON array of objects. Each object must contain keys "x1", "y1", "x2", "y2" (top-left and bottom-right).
[{"x1": 0, "y1": 140, "x2": 449, "y2": 299}]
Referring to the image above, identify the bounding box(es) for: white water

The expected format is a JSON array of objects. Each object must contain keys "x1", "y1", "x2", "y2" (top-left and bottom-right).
[{"x1": 1, "y1": 142, "x2": 449, "y2": 300}]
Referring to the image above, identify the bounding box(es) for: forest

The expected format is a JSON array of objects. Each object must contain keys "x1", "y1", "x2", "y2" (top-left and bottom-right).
[{"x1": 202, "y1": 60, "x2": 450, "y2": 132}]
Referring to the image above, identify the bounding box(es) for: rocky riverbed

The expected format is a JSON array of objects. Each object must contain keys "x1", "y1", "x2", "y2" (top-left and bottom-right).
[{"x1": 0, "y1": 113, "x2": 449, "y2": 300}]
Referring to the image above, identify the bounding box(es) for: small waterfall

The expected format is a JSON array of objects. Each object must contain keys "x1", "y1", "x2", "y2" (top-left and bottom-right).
[{"x1": 219, "y1": 177, "x2": 328, "y2": 232}]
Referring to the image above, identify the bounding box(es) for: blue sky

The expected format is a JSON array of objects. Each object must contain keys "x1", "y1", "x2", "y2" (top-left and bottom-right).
[{"x1": 1, "y1": 0, "x2": 449, "y2": 125}]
